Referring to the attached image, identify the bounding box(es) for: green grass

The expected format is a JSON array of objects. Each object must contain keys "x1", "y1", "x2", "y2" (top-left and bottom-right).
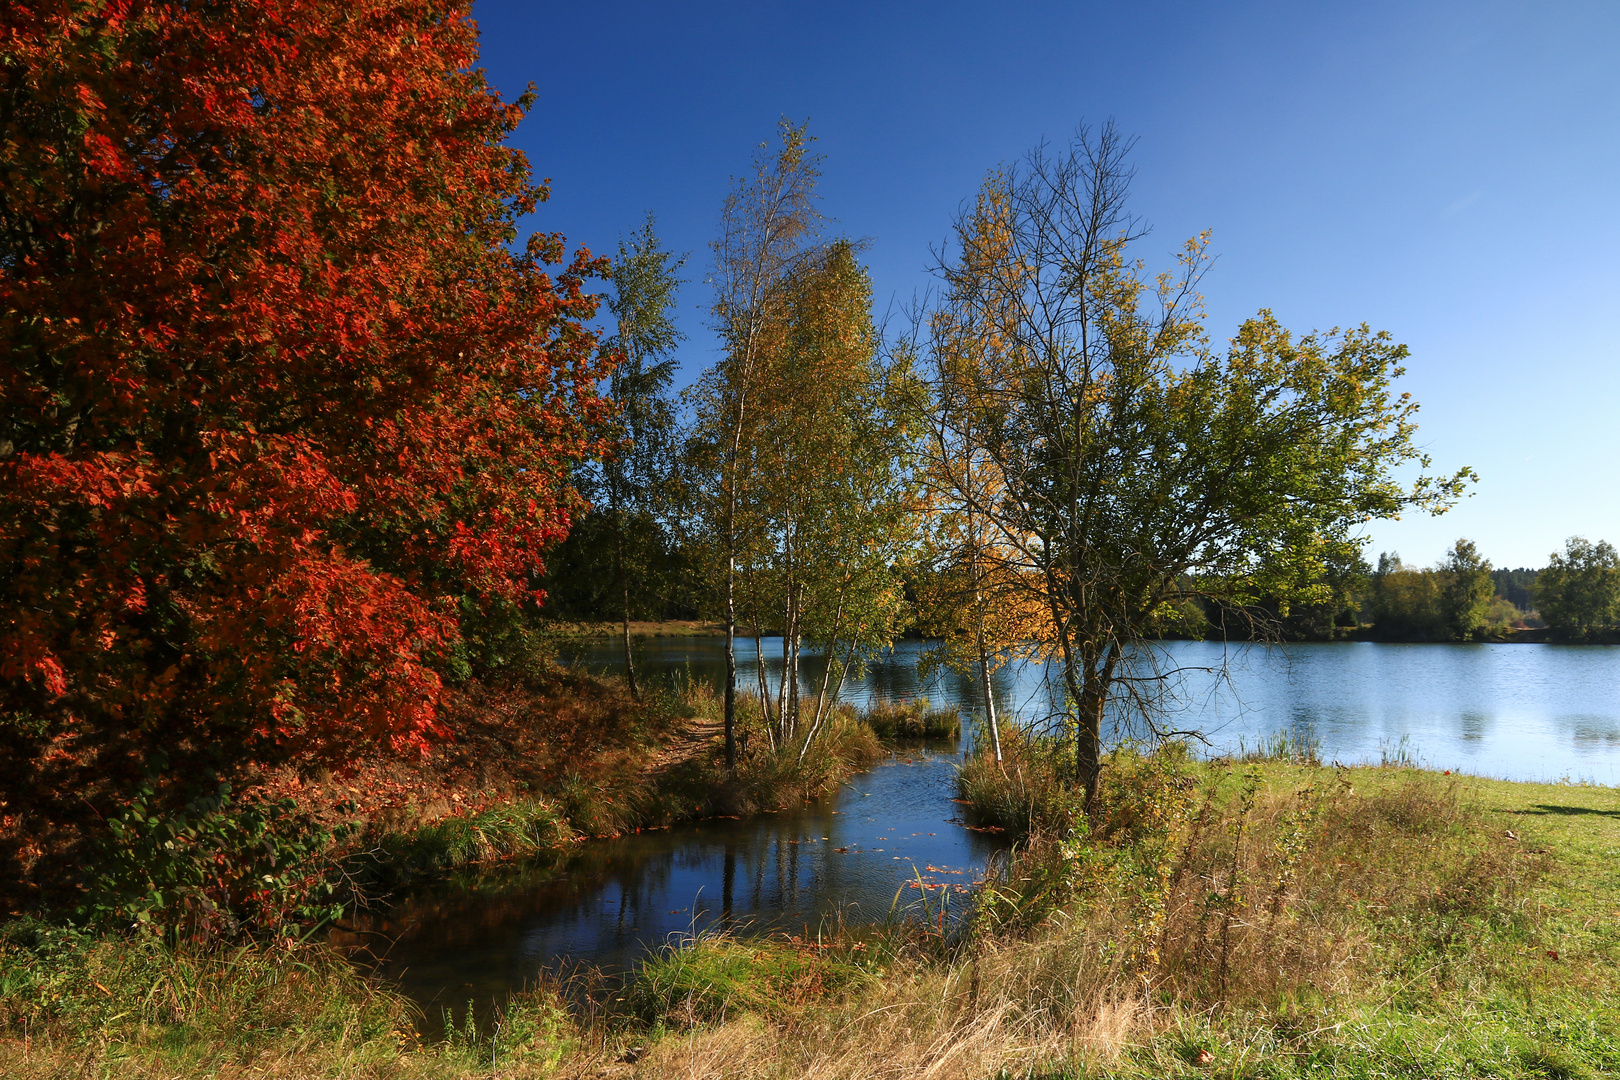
[
  {"x1": 629, "y1": 933, "x2": 872, "y2": 1028},
  {"x1": 951, "y1": 746, "x2": 1620, "y2": 1079},
  {"x1": 351, "y1": 798, "x2": 577, "y2": 891},
  {"x1": 4, "y1": 753, "x2": 1615, "y2": 1078}
]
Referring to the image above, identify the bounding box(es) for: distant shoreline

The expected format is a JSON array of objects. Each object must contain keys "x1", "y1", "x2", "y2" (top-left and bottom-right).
[
  {"x1": 547, "y1": 623, "x2": 1599, "y2": 645},
  {"x1": 548, "y1": 619, "x2": 729, "y2": 639}
]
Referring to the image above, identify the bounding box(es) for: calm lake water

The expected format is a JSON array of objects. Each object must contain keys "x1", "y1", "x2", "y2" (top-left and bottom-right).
[
  {"x1": 366, "y1": 637, "x2": 1620, "y2": 1021},
  {"x1": 578, "y1": 636, "x2": 1620, "y2": 785}
]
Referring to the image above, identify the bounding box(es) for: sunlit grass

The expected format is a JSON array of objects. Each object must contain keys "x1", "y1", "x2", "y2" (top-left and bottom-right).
[{"x1": 5, "y1": 750, "x2": 1616, "y2": 1078}]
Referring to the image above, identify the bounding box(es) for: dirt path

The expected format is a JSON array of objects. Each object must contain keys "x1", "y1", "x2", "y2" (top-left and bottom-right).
[{"x1": 643, "y1": 717, "x2": 725, "y2": 777}]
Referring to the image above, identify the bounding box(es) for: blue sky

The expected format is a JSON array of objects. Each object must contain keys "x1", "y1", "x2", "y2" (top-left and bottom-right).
[{"x1": 475, "y1": 1, "x2": 1619, "y2": 569}]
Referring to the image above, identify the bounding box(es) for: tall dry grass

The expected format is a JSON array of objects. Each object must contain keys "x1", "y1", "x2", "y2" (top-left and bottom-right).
[
  {"x1": 0, "y1": 737, "x2": 1574, "y2": 1080},
  {"x1": 607, "y1": 745, "x2": 1554, "y2": 1080},
  {"x1": 862, "y1": 698, "x2": 961, "y2": 739}
]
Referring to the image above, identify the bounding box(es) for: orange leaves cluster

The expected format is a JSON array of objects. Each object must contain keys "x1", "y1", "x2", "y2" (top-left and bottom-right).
[{"x1": 0, "y1": 0, "x2": 608, "y2": 791}]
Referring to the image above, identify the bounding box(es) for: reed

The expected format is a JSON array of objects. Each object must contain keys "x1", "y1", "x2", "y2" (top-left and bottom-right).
[
  {"x1": 955, "y1": 728, "x2": 1073, "y2": 837},
  {"x1": 861, "y1": 698, "x2": 962, "y2": 739},
  {"x1": 7, "y1": 743, "x2": 1615, "y2": 1078}
]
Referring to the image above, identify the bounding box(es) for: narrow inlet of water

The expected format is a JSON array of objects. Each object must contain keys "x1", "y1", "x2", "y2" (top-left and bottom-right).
[
  {"x1": 351, "y1": 636, "x2": 1620, "y2": 1023},
  {"x1": 348, "y1": 738, "x2": 1005, "y2": 1023}
]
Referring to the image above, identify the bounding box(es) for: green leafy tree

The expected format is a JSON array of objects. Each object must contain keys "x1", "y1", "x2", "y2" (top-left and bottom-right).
[
  {"x1": 1536, "y1": 537, "x2": 1620, "y2": 642},
  {"x1": 693, "y1": 120, "x2": 826, "y2": 769},
  {"x1": 918, "y1": 176, "x2": 1053, "y2": 762},
  {"x1": 692, "y1": 228, "x2": 922, "y2": 755},
  {"x1": 744, "y1": 242, "x2": 923, "y2": 754},
  {"x1": 1439, "y1": 538, "x2": 1494, "y2": 640},
  {"x1": 1366, "y1": 553, "x2": 1445, "y2": 641},
  {"x1": 929, "y1": 126, "x2": 1472, "y2": 809}
]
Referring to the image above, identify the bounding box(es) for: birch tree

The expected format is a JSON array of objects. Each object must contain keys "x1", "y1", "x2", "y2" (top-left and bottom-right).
[
  {"x1": 744, "y1": 242, "x2": 922, "y2": 755},
  {"x1": 695, "y1": 120, "x2": 825, "y2": 770}
]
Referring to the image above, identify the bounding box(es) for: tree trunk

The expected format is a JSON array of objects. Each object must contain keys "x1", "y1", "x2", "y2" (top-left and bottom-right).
[
  {"x1": 776, "y1": 579, "x2": 794, "y2": 740},
  {"x1": 1076, "y1": 674, "x2": 1104, "y2": 811},
  {"x1": 786, "y1": 584, "x2": 804, "y2": 741},
  {"x1": 977, "y1": 619, "x2": 1001, "y2": 764},
  {"x1": 616, "y1": 511, "x2": 640, "y2": 701},
  {"x1": 1073, "y1": 641, "x2": 1120, "y2": 813},
  {"x1": 753, "y1": 622, "x2": 773, "y2": 749},
  {"x1": 724, "y1": 551, "x2": 738, "y2": 772},
  {"x1": 621, "y1": 605, "x2": 640, "y2": 700},
  {"x1": 799, "y1": 637, "x2": 856, "y2": 765},
  {"x1": 807, "y1": 586, "x2": 848, "y2": 734},
  {"x1": 966, "y1": 472, "x2": 999, "y2": 761},
  {"x1": 745, "y1": 567, "x2": 774, "y2": 735}
]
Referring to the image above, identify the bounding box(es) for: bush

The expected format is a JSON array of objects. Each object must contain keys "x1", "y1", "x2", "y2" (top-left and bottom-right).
[{"x1": 80, "y1": 783, "x2": 347, "y2": 941}]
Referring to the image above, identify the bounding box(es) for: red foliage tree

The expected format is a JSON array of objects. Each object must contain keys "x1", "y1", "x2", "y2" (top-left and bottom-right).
[{"x1": 0, "y1": 0, "x2": 608, "y2": 830}]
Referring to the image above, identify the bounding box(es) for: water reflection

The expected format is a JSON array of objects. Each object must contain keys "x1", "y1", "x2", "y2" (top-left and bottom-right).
[
  {"x1": 579, "y1": 637, "x2": 1620, "y2": 784},
  {"x1": 370, "y1": 636, "x2": 1620, "y2": 1021},
  {"x1": 362, "y1": 743, "x2": 1005, "y2": 1021}
]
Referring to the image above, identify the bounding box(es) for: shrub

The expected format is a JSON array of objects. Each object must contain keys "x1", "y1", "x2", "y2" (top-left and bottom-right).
[{"x1": 80, "y1": 783, "x2": 347, "y2": 941}]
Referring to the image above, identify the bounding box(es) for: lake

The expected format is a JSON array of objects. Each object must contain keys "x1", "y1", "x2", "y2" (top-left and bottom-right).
[
  {"x1": 362, "y1": 637, "x2": 1620, "y2": 1022},
  {"x1": 576, "y1": 636, "x2": 1620, "y2": 785}
]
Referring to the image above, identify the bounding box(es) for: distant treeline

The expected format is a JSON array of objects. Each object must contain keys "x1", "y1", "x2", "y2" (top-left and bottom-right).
[
  {"x1": 1235, "y1": 537, "x2": 1619, "y2": 644},
  {"x1": 543, "y1": 530, "x2": 1620, "y2": 647},
  {"x1": 1490, "y1": 567, "x2": 1539, "y2": 612}
]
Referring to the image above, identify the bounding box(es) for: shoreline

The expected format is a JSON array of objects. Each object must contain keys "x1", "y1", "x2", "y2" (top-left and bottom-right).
[
  {"x1": 4, "y1": 758, "x2": 1615, "y2": 1077},
  {"x1": 554, "y1": 623, "x2": 1590, "y2": 646}
]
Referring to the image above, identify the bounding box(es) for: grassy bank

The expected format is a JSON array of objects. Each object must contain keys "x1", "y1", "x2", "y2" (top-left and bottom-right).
[
  {"x1": 264, "y1": 668, "x2": 887, "y2": 901},
  {"x1": 0, "y1": 674, "x2": 894, "y2": 1076},
  {"x1": 5, "y1": 739, "x2": 1616, "y2": 1077}
]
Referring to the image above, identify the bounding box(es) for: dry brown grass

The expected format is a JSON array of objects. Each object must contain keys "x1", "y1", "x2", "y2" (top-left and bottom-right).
[
  {"x1": 602, "y1": 932, "x2": 1165, "y2": 1080},
  {"x1": 4, "y1": 755, "x2": 1609, "y2": 1080},
  {"x1": 601, "y1": 751, "x2": 1558, "y2": 1080}
]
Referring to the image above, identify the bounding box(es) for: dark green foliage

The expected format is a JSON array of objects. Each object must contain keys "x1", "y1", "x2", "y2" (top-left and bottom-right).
[
  {"x1": 540, "y1": 220, "x2": 693, "y2": 630},
  {"x1": 80, "y1": 783, "x2": 348, "y2": 941},
  {"x1": 1492, "y1": 566, "x2": 1540, "y2": 612},
  {"x1": 1535, "y1": 536, "x2": 1620, "y2": 642},
  {"x1": 1365, "y1": 553, "x2": 1447, "y2": 640},
  {"x1": 537, "y1": 507, "x2": 699, "y2": 622},
  {"x1": 1438, "y1": 538, "x2": 1494, "y2": 638},
  {"x1": 1207, "y1": 546, "x2": 1369, "y2": 641},
  {"x1": 1365, "y1": 540, "x2": 1520, "y2": 641}
]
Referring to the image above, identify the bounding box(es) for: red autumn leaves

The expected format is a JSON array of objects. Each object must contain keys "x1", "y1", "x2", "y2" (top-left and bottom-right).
[{"x1": 0, "y1": 2, "x2": 610, "y2": 774}]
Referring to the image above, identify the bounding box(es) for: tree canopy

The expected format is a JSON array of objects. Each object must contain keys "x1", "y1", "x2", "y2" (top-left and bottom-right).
[
  {"x1": 1536, "y1": 537, "x2": 1620, "y2": 642},
  {"x1": 0, "y1": 0, "x2": 609, "y2": 814},
  {"x1": 924, "y1": 126, "x2": 1473, "y2": 804}
]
